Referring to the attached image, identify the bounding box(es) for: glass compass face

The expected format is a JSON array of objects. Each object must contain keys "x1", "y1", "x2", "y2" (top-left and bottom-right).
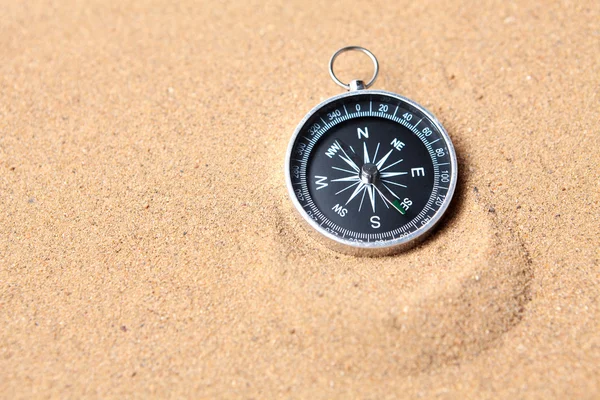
[{"x1": 285, "y1": 47, "x2": 457, "y2": 255}]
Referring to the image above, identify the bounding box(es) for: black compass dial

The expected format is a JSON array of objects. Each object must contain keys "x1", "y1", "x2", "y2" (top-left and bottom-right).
[{"x1": 287, "y1": 92, "x2": 456, "y2": 246}]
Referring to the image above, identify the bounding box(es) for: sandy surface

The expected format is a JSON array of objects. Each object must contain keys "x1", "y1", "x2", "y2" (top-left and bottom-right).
[{"x1": 1, "y1": 0, "x2": 599, "y2": 398}]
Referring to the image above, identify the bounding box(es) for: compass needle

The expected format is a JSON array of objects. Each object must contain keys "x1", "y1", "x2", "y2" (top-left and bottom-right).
[
  {"x1": 380, "y1": 171, "x2": 408, "y2": 178},
  {"x1": 380, "y1": 158, "x2": 404, "y2": 172},
  {"x1": 336, "y1": 140, "x2": 362, "y2": 171},
  {"x1": 332, "y1": 175, "x2": 360, "y2": 182},
  {"x1": 382, "y1": 182, "x2": 401, "y2": 199},
  {"x1": 382, "y1": 179, "x2": 407, "y2": 188},
  {"x1": 373, "y1": 181, "x2": 403, "y2": 214},
  {"x1": 367, "y1": 185, "x2": 376, "y2": 213},
  {"x1": 339, "y1": 153, "x2": 360, "y2": 172},
  {"x1": 332, "y1": 166, "x2": 357, "y2": 174},
  {"x1": 358, "y1": 187, "x2": 367, "y2": 212},
  {"x1": 335, "y1": 180, "x2": 360, "y2": 195},
  {"x1": 376, "y1": 188, "x2": 390, "y2": 209},
  {"x1": 375, "y1": 149, "x2": 394, "y2": 170},
  {"x1": 372, "y1": 142, "x2": 380, "y2": 164},
  {"x1": 345, "y1": 182, "x2": 366, "y2": 205},
  {"x1": 363, "y1": 142, "x2": 370, "y2": 164},
  {"x1": 285, "y1": 46, "x2": 457, "y2": 254}
]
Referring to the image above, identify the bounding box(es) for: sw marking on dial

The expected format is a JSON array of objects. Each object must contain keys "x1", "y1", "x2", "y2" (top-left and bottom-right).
[{"x1": 287, "y1": 91, "x2": 456, "y2": 246}]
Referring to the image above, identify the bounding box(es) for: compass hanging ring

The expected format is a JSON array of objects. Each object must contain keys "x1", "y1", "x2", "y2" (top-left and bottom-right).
[{"x1": 328, "y1": 46, "x2": 379, "y2": 90}]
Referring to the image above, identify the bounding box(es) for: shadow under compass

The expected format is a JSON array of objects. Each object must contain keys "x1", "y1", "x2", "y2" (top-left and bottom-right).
[
  {"x1": 400, "y1": 135, "x2": 470, "y2": 256},
  {"x1": 266, "y1": 133, "x2": 533, "y2": 377}
]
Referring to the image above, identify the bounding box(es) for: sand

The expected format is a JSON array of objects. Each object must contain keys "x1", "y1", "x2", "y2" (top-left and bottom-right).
[{"x1": 1, "y1": 0, "x2": 599, "y2": 398}]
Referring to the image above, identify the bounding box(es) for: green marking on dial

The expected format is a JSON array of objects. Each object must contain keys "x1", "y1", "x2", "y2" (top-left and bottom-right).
[{"x1": 392, "y1": 199, "x2": 406, "y2": 215}]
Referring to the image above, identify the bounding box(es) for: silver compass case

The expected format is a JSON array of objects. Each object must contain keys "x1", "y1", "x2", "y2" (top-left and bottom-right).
[{"x1": 285, "y1": 48, "x2": 458, "y2": 256}]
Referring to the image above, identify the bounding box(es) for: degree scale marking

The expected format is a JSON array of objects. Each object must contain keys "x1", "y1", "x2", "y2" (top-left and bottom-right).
[
  {"x1": 297, "y1": 110, "x2": 446, "y2": 240},
  {"x1": 293, "y1": 100, "x2": 451, "y2": 241}
]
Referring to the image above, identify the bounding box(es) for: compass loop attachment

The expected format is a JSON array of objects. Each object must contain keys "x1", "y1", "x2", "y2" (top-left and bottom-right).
[{"x1": 328, "y1": 46, "x2": 379, "y2": 91}]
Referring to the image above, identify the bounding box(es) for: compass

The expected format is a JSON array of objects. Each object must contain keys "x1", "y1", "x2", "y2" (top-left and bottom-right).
[{"x1": 285, "y1": 46, "x2": 457, "y2": 255}]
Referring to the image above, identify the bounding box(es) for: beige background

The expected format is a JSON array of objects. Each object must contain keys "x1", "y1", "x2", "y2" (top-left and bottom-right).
[{"x1": 1, "y1": 0, "x2": 599, "y2": 398}]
